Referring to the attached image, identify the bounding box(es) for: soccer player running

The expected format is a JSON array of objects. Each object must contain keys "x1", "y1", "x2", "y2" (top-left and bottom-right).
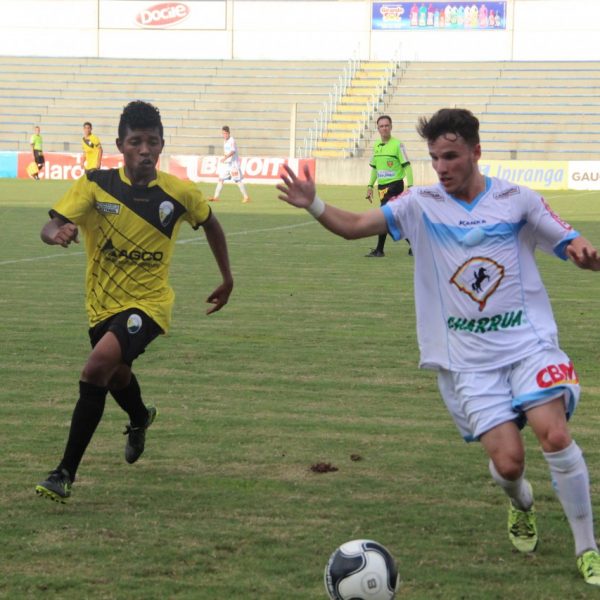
[
  {"x1": 209, "y1": 125, "x2": 250, "y2": 203},
  {"x1": 82, "y1": 121, "x2": 103, "y2": 172},
  {"x1": 36, "y1": 101, "x2": 233, "y2": 503},
  {"x1": 365, "y1": 115, "x2": 413, "y2": 257},
  {"x1": 277, "y1": 108, "x2": 600, "y2": 586}
]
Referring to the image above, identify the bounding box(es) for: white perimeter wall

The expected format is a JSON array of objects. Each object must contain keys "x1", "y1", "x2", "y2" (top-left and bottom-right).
[{"x1": 1, "y1": 0, "x2": 600, "y2": 62}]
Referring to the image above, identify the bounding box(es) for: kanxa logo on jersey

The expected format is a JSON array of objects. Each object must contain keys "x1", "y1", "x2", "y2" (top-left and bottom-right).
[
  {"x1": 536, "y1": 361, "x2": 579, "y2": 388},
  {"x1": 101, "y1": 239, "x2": 163, "y2": 265}
]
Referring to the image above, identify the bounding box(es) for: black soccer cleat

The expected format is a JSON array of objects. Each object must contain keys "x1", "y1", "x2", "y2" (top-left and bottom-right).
[
  {"x1": 365, "y1": 249, "x2": 385, "y2": 257},
  {"x1": 124, "y1": 406, "x2": 157, "y2": 464},
  {"x1": 35, "y1": 468, "x2": 72, "y2": 503}
]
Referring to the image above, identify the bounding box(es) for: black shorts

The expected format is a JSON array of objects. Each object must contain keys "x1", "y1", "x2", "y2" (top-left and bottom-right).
[
  {"x1": 378, "y1": 179, "x2": 405, "y2": 205},
  {"x1": 89, "y1": 309, "x2": 163, "y2": 366},
  {"x1": 34, "y1": 150, "x2": 45, "y2": 167}
]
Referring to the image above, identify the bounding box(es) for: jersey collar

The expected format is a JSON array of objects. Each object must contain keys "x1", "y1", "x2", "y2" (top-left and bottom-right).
[
  {"x1": 448, "y1": 176, "x2": 491, "y2": 212},
  {"x1": 119, "y1": 166, "x2": 159, "y2": 188}
]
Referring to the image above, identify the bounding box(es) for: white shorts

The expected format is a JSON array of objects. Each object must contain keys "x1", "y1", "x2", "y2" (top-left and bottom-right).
[
  {"x1": 218, "y1": 162, "x2": 243, "y2": 183},
  {"x1": 437, "y1": 347, "x2": 580, "y2": 442}
]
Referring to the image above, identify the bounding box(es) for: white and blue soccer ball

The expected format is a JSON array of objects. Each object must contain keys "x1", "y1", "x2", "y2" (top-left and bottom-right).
[{"x1": 324, "y1": 539, "x2": 400, "y2": 600}]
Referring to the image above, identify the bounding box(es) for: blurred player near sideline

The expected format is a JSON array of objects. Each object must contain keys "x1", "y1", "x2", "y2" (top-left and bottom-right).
[
  {"x1": 29, "y1": 125, "x2": 45, "y2": 180},
  {"x1": 365, "y1": 115, "x2": 413, "y2": 257},
  {"x1": 209, "y1": 125, "x2": 250, "y2": 203},
  {"x1": 277, "y1": 108, "x2": 600, "y2": 587},
  {"x1": 82, "y1": 121, "x2": 103, "y2": 172},
  {"x1": 35, "y1": 101, "x2": 233, "y2": 503}
]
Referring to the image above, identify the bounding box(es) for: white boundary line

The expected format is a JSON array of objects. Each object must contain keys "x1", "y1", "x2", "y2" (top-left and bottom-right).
[{"x1": 0, "y1": 220, "x2": 316, "y2": 267}]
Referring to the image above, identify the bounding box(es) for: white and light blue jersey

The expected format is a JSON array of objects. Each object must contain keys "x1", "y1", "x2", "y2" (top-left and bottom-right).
[{"x1": 382, "y1": 176, "x2": 579, "y2": 372}]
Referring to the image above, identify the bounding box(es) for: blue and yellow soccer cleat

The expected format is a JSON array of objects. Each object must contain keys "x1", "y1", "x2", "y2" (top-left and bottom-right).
[
  {"x1": 577, "y1": 550, "x2": 600, "y2": 586},
  {"x1": 124, "y1": 406, "x2": 157, "y2": 464},
  {"x1": 508, "y1": 502, "x2": 538, "y2": 553},
  {"x1": 35, "y1": 468, "x2": 72, "y2": 503}
]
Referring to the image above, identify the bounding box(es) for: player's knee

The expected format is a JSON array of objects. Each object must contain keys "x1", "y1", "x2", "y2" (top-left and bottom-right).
[
  {"x1": 81, "y1": 357, "x2": 117, "y2": 387},
  {"x1": 539, "y1": 428, "x2": 572, "y2": 453},
  {"x1": 491, "y1": 453, "x2": 524, "y2": 481},
  {"x1": 108, "y1": 365, "x2": 132, "y2": 391}
]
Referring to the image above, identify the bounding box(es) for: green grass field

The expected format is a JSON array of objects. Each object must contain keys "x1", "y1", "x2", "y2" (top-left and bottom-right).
[{"x1": 1, "y1": 178, "x2": 600, "y2": 599}]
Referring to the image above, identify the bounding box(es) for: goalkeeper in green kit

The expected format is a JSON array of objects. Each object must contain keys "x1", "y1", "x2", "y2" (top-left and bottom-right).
[{"x1": 365, "y1": 115, "x2": 414, "y2": 257}]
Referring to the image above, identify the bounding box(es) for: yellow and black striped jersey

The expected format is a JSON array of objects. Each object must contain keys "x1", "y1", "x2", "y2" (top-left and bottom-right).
[
  {"x1": 82, "y1": 134, "x2": 102, "y2": 169},
  {"x1": 50, "y1": 167, "x2": 211, "y2": 332}
]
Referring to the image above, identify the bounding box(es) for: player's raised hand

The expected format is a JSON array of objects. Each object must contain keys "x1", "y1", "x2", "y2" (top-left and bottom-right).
[
  {"x1": 566, "y1": 236, "x2": 600, "y2": 271},
  {"x1": 277, "y1": 164, "x2": 315, "y2": 209}
]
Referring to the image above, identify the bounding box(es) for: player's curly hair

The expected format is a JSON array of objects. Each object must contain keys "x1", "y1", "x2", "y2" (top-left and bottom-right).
[
  {"x1": 417, "y1": 108, "x2": 480, "y2": 147},
  {"x1": 118, "y1": 100, "x2": 163, "y2": 139}
]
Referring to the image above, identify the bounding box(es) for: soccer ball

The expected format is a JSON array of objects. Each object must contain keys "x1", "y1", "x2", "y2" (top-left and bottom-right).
[{"x1": 324, "y1": 539, "x2": 400, "y2": 600}]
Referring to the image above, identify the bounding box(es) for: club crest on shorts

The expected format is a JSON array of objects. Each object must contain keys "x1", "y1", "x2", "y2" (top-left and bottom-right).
[
  {"x1": 127, "y1": 313, "x2": 143, "y2": 334},
  {"x1": 450, "y1": 256, "x2": 505, "y2": 311},
  {"x1": 159, "y1": 201, "x2": 174, "y2": 227}
]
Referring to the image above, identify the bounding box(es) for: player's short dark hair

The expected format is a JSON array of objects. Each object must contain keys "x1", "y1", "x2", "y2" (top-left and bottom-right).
[
  {"x1": 417, "y1": 108, "x2": 480, "y2": 147},
  {"x1": 222, "y1": 125, "x2": 230, "y2": 133},
  {"x1": 376, "y1": 115, "x2": 392, "y2": 126},
  {"x1": 118, "y1": 101, "x2": 163, "y2": 139},
  {"x1": 83, "y1": 121, "x2": 92, "y2": 128}
]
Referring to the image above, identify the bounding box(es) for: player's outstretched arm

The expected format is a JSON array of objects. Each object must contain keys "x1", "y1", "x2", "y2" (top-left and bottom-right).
[
  {"x1": 202, "y1": 214, "x2": 234, "y2": 314},
  {"x1": 40, "y1": 217, "x2": 79, "y2": 248},
  {"x1": 277, "y1": 164, "x2": 387, "y2": 240},
  {"x1": 566, "y1": 236, "x2": 600, "y2": 271}
]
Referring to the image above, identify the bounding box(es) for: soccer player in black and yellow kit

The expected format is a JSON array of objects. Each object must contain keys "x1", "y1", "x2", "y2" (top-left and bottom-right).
[{"x1": 35, "y1": 101, "x2": 233, "y2": 503}]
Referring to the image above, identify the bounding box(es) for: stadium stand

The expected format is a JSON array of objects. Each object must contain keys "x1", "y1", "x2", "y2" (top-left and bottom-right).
[
  {"x1": 0, "y1": 56, "x2": 346, "y2": 156},
  {"x1": 2, "y1": 57, "x2": 600, "y2": 161},
  {"x1": 312, "y1": 61, "x2": 396, "y2": 159},
  {"x1": 358, "y1": 61, "x2": 600, "y2": 160}
]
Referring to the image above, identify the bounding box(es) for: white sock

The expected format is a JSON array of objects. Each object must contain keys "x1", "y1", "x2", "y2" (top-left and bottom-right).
[
  {"x1": 489, "y1": 459, "x2": 534, "y2": 511},
  {"x1": 237, "y1": 181, "x2": 248, "y2": 197},
  {"x1": 544, "y1": 441, "x2": 598, "y2": 556},
  {"x1": 213, "y1": 182, "x2": 223, "y2": 198}
]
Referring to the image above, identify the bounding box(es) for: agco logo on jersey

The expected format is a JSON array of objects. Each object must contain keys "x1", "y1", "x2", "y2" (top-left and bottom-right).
[
  {"x1": 536, "y1": 361, "x2": 579, "y2": 388},
  {"x1": 136, "y1": 2, "x2": 190, "y2": 28},
  {"x1": 101, "y1": 239, "x2": 163, "y2": 265}
]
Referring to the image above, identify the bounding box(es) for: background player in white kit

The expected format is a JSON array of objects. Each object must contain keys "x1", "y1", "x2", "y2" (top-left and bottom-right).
[
  {"x1": 209, "y1": 125, "x2": 250, "y2": 203},
  {"x1": 277, "y1": 108, "x2": 600, "y2": 587}
]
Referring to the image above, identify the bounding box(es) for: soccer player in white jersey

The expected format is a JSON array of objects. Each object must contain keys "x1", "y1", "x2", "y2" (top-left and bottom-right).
[
  {"x1": 277, "y1": 108, "x2": 600, "y2": 586},
  {"x1": 209, "y1": 125, "x2": 250, "y2": 203}
]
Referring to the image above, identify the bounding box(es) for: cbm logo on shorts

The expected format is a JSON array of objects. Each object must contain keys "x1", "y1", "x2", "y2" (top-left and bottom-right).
[
  {"x1": 536, "y1": 361, "x2": 579, "y2": 388},
  {"x1": 127, "y1": 313, "x2": 143, "y2": 335}
]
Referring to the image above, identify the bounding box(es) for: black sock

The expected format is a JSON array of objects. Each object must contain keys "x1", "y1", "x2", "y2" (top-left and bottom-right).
[
  {"x1": 110, "y1": 374, "x2": 147, "y2": 427},
  {"x1": 376, "y1": 234, "x2": 386, "y2": 253},
  {"x1": 59, "y1": 381, "x2": 107, "y2": 480}
]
